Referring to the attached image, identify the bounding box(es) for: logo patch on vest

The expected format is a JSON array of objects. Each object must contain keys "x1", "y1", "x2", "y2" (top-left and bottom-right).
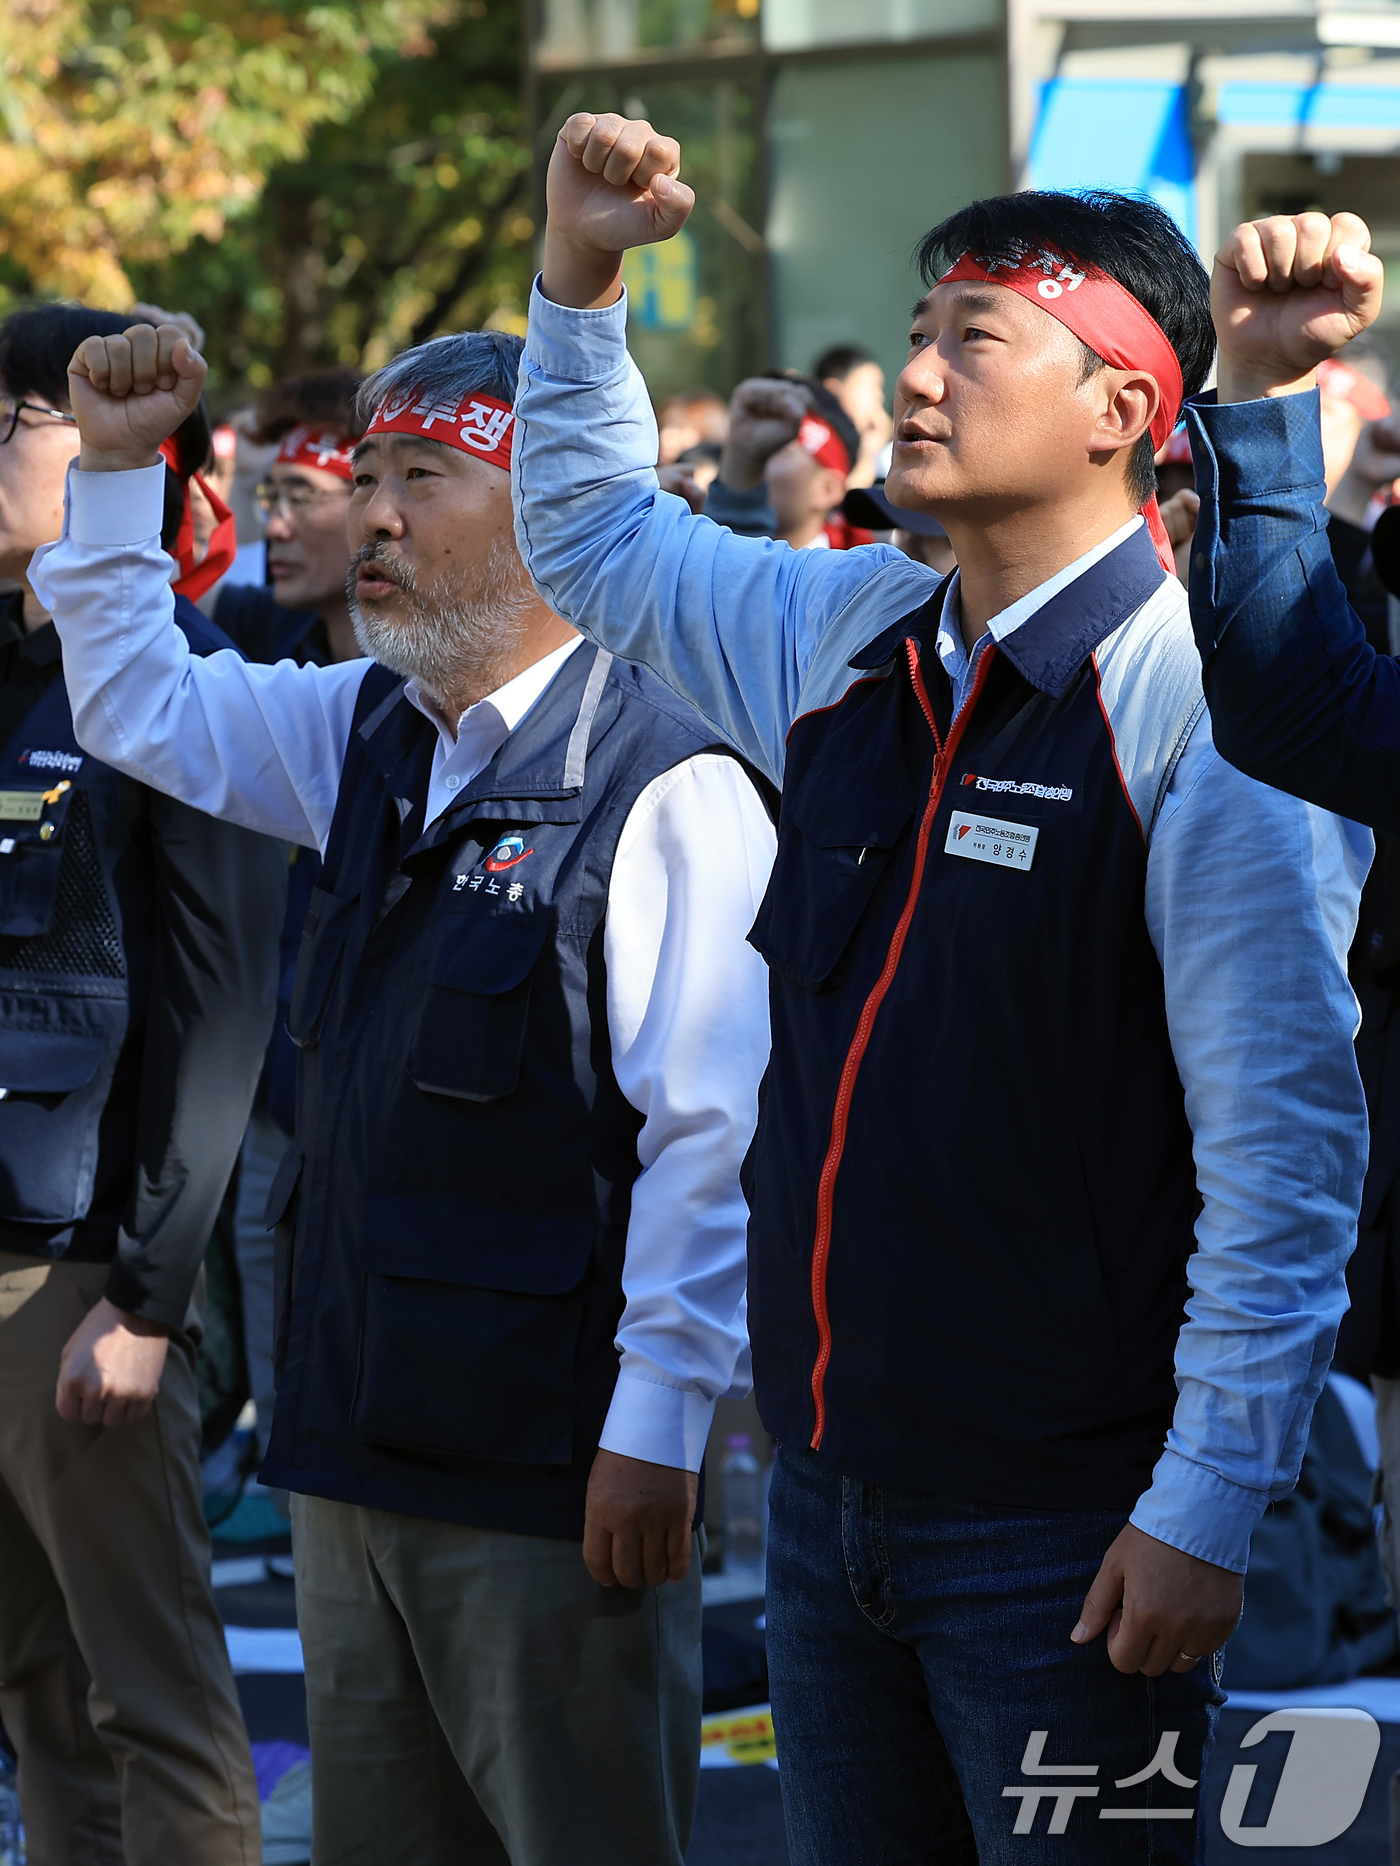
[
  {"x1": 18, "y1": 749, "x2": 82, "y2": 774},
  {"x1": 483, "y1": 833, "x2": 534, "y2": 873},
  {"x1": 945, "y1": 812, "x2": 1038, "y2": 872},
  {"x1": 961, "y1": 772, "x2": 1071, "y2": 802}
]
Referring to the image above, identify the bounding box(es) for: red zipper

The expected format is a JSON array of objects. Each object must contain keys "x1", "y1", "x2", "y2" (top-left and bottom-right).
[{"x1": 807, "y1": 636, "x2": 997, "y2": 1447}]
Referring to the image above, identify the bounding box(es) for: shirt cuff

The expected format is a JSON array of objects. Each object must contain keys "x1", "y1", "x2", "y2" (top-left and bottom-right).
[
  {"x1": 526, "y1": 274, "x2": 631, "y2": 383},
  {"x1": 597, "y1": 1368, "x2": 716, "y2": 1472},
  {"x1": 1129, "y1": 1446, "x2": 1269, "y2": 1575},
  {"x1": 1185, "y1": 386, "x2": 1325, "y2": 504},
  {"x1": 68, "y1": 462, "x2": 167, "y2": 548}
]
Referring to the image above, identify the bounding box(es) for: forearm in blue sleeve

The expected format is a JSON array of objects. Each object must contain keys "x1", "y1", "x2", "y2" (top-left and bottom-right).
[{"x1": 1188, "y1": 390, "x2": 1400, "y2": 832}]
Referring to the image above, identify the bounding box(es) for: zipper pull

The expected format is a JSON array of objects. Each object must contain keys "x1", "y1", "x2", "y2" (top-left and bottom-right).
[{"x1": 857, "y1": 847, "x2": 868, "y2": 866}]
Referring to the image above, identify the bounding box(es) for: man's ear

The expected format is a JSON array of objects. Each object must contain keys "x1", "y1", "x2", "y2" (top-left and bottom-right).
[
  {"x1": 816, "y1": 465, "x2": 848, "y2": 512},
  {"x1": 1089, "y1": 368, "x2": 1159, "y2": 463}
]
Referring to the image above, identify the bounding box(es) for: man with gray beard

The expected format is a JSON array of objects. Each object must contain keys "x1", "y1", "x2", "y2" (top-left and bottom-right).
[{"x1": 30, "y1": 319, "x2": 776, "y2": 1866}]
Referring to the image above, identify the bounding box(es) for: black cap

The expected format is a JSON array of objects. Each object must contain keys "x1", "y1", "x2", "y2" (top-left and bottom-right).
[{"x1": 842, "y1": 484, "x2": 947, "y2": 538}]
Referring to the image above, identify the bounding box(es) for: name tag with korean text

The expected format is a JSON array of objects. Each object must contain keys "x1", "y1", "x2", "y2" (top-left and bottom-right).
[
  {"x1": 0, "y1": 791, "x2": 47, "y2": 823},
  {"x1": 944, "y1": 811, "x2": 1038, "y2": 872}
]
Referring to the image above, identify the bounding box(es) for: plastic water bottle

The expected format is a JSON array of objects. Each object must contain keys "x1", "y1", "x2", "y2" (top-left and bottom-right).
[
  {"x1": 0, "y1": 1745, "x2": 23, "y2": 1866},
  {"x1": 722, "y1": 1434, "x2": 766, "y2": 1570}
]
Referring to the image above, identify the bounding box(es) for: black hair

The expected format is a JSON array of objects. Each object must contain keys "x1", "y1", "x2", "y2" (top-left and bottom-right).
[
  {"x1": 356, "y1": 330, "x2": 526, "y2": 429},
  {"x1": 764, "y1": 369, "x2": 861, "y2": 478},
  {"x1": 917, "y1": 190, "x2": 1213, "y2": 508},
  {"x1": 813, "y1": 343, "x2": 876, "y2": 382},
  {"x1": 0, "y1": 301, "x2": 213, "y2": 554},
  {"x1": 253, "y1": 367, "x2": 364, "y2": 446}
]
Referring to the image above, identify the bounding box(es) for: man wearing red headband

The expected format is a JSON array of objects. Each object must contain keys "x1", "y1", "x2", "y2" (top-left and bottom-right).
[
  {"x1": 32, "y1": 320, "x2": 774, "y2": 1866},
  {"x1": 504, "y1": 117, "x2": 1372, "y2": 1858}
]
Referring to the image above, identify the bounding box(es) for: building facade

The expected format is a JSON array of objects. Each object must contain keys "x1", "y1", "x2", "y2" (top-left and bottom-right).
[{"x1": 525, "y1": 0, "x2": 1400, "y2": 400}]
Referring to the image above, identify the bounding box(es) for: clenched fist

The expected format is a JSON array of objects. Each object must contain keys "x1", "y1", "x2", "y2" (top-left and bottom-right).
[
  {"x1": 543, "y1": 112, "x2": 695, "y2": 312},
  {"x1": 68, "y1": 322, "x2": 208, "y2": 473},
  {"x1": 1214, "y1": 211, "x2": 1384, "y2": 404}
]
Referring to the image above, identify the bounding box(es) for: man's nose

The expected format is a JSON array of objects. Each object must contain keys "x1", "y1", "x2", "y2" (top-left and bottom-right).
[
  {"x1": 263, "y1": 509, "x2": 294, "y2": 541},
  {"x1": 357, "y1": 484, "x2": 405, "y2": 541},
  {"x1": 896, "y1": 348, "x2": 946, "y2": 414}
]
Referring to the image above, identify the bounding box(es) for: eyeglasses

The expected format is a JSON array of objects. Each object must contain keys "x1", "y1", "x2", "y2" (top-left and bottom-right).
[
  {"x1": 0, "y1": 399, "x2": 80, "y2": 445},
  {"x1": 255, "y1": 481, "x2": 354, "y2": 522}
]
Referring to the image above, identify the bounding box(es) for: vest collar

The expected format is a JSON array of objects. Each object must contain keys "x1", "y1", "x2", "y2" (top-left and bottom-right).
[
  {"x1": 848, "y1": 523, "x2": 1166, "y2": 697},
  {"x1": 355, "y1": 641, "x2": 615, "y2": 840}
]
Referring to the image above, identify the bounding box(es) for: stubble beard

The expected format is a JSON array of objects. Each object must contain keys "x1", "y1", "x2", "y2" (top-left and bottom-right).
[{"x1": 347, "y1": 535, "x2": 535, "y2": 712}]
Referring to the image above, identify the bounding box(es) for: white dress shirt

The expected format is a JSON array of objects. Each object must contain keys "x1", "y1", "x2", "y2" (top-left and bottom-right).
[{"x1": 32, "y1": 463, "x2": 775, "y2": 1474}]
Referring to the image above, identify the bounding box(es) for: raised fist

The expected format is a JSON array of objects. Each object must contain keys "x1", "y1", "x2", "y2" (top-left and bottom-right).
[
  {"x1": 543, "y1": 113, "x2": 695, "y2": 310},
  {"x1": 1214, "y1": 212, "x2": 1384, "y2": 403},
  {"x1": 720, "y1": 379, "x2": 810, "y2": 491},
  {"x1": 67, "y1": 322, "x2": 207, "y2": 471}
]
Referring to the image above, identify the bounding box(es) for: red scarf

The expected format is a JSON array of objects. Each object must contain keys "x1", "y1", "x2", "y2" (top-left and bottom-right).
[{"x1": 940, "y1": 250, "x2": 1184, "y2": 574}]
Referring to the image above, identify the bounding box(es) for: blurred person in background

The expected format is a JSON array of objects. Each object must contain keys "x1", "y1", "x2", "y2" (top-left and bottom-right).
[
  {"x1": 211, "y1": 370, "x2": 365, "y2": 1525},
  {"x1": 814, "y1": 342, "x2": 893, "y2": 487},
  {"x1": 37, "y1": 318, "x2": 774, "y2": 1866},
  {"x1": 707, "y1": 374, "x2": 866, "y2": 548},
  {"x1": 0, "y1": 302, "x2": 282, "y2": 1865},
  {"x1": 655, "y1": 386, "x2": 727, "y2": 466}
]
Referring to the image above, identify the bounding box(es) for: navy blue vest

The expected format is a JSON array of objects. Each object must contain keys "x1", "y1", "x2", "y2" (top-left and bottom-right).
[
  {"x1": 745, "y1": 534, "x2": 1201, "y2": 1510},
  {"x1": 0, "y1": 598, "x2": 238, "y2": 1255},
  {"x1": 262, "y1": 643, "x2": 733, "y2": 1537}
]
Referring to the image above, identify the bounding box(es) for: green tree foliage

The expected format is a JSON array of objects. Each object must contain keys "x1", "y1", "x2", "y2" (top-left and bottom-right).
[
  {"x1": 128, "y1": 0, "x2": 533, "y2": 390},
  {"x1": 0, "y1": 0, "x2": 454, "y2": 307}
]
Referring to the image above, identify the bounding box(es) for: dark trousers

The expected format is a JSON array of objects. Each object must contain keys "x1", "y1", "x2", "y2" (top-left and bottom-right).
[{"x1": 766, "y1": 1448, "x2": 1223, "y2": 1864}]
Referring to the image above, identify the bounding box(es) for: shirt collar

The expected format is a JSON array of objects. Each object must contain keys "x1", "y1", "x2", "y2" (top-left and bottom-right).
[
  {"x1": 934, "y1": 515, "x2": 1143, "y2": 683},
  {"x1": 404, "y1": 634, "x2": 584, "y2": 755}
]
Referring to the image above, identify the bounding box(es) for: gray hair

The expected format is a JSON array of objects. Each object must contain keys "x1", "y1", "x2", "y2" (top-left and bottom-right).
[{"x1": 355, "y1": 330, "x2": 525, "y2": 430}]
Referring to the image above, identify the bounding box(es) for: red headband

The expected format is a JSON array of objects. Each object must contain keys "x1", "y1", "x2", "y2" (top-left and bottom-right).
[
  {"x1": 940, "y1": 249, "x2": 1184, "y2": 573},
  {"x1": 1316, "y1": 358, "x2": 1391, "y2": 423},
  {"x1": 797, "y1": 414, "x2": 850, "y2": 478},
  {"x1": 158, "y1": 438, "x2": 237, "y2": 602},
  {"x1": 363, "y1": 388, "x2": 515, "y2": 472},
  {"x1": 275, "y1": 424, "x2": 357, "y2": 481}
]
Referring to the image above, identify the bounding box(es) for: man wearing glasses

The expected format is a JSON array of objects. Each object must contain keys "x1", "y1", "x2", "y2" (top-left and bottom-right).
[{"x1": 0, "y1": 303, "x2": 282, "y2": 1864}]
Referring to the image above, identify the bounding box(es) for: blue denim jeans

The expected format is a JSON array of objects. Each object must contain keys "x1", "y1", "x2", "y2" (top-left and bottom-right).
[{"x1": 766, "y1": 1450, "x2": 1224, "y2": 1864}]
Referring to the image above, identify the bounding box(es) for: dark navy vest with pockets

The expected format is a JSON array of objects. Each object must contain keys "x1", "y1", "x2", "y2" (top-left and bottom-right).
[{"x1": 262, "y1": 642, "x2": 736, "y2": 1537}]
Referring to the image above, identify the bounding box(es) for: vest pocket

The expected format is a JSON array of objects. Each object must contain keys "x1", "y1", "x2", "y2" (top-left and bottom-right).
[
  {"x1": 409, "y1": 915, "x2": 550, "y2": 1102},
  {"x1": 0, "y1": 1016, "x2": 114, "y2": 1222},
  {"x1": 287, "y1": 887, "x2": 359, "y2": 1050},
  {"x1": 351, "y1": 1196, "x2": 594, "y2": 1464},
  {"x1": 749, "y1": 766, "x2": 914, "y2": 990}
]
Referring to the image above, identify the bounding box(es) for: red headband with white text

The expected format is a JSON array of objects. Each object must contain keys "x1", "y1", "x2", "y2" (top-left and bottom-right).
[
  {"x1": 797, "y1": 414, "x2": 850, "y2": 478},
  {"x1": 276, "y1": 424, "x2": 357, "y2": 480},
  {"x1": 363, "y1": 388, "x2": 516, "y2": 472},
  {"x1": 940, "y1": 248, "x2": 1184, "y2": 573}
]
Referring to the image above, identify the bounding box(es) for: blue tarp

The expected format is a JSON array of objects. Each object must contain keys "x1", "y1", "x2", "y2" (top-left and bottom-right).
[{"x1": 1029, "y1": 78, "x2": 1196, "y2": 244}]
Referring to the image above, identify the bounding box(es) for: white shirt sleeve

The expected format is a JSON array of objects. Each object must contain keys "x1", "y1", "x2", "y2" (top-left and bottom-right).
[
  {"x1": 597, "y1": 752, "x2": 776, "y2": 1471},
  {"x1": 30, "y1": 462, "x2": 369, "y2": 852}
]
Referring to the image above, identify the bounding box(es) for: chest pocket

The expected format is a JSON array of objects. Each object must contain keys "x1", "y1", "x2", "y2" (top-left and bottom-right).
[
  {"x1": 0, "y1": 779, "x2": 82, "y2": 940},
  {"x1": 287, "y1": 887, "x2": 361, "y2": 1050},
  {"x1": 409, "y1": 914, "x2": 551, "y2": 1102},
  {"x1": 749, "y1": 765, "x2": 914, "y2": 991}
]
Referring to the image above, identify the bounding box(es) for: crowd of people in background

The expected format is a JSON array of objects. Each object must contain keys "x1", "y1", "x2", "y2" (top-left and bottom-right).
[{"x1": 5, "y1": 115, "x2": 1400, "y2": 1866}]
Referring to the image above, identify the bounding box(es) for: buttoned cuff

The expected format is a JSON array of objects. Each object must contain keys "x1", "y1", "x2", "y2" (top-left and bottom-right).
[
  {"x1": 1185, "y1": 387, "x2": 1326, "y2": 503},
  {"x1": 68, "y1": 462, "x2": 167, "y2": 548},
  {"x1": 1129, "y1": 1447, "x2": 1269, "y2": 1575},
  {"x1": 597, "y1": 1368, "x2": 716, "y2": 1472},
  {"x1": 526, "y1": 274, "x2": 631, "y2": 383}
]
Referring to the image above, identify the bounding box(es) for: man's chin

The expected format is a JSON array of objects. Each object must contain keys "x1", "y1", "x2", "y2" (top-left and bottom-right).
[{"x1": 882, "y1": 464, "x2": 953, "y2": 520}]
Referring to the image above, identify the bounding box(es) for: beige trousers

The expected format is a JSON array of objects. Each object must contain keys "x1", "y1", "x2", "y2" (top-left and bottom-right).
[
  {"x1": 292, "y1": 1492, "x2": 704, "y2": 1866},
  {"x1": 0, "y1": 1252, "x2": 261, "y2": 1866}
]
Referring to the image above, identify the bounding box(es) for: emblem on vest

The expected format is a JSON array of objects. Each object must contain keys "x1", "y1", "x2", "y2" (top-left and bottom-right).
[
  {"x1": 452, "y1": 832, "x2": 534, "y2": 902},
  {"x1": 961, "y1": 772, "x2": 1072, "y2": 803},
  {"x1": 18, "y1": 749, "x2": 83, "y2": 774}
]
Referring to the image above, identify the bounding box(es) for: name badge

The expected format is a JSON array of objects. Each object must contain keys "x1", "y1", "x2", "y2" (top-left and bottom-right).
[
  {"x1": 0, "y1": 791, "x2": 46, "y2": 823},
  {"x1": 945, "y1": 811, "x2": 1038, "y2": 872}
]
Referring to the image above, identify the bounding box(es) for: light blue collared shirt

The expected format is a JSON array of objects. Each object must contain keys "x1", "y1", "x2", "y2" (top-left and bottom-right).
[{"x1": 510, "y1": 277, "x2": 1372, "y2": 1573}]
